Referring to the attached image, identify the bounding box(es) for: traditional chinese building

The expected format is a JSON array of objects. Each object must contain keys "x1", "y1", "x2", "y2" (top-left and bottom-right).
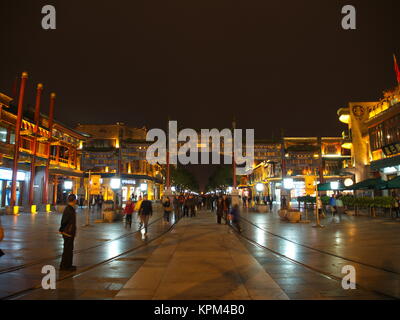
[
  {"x1": 76, "y1": 123, "x2": 164, "y2": 204},
  {"x1": 337, "y1": 85, "x2": 400, "y2": 185},
  {"x1": 245, "y1": 137, "x2": 351, "y2": 201},
  {"x1": 0, "y1": 91, "x2": 87, "y2": 210}
]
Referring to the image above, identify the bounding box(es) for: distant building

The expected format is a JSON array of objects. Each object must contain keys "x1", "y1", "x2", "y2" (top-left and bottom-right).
[
  {"x1": 76, "y1": 123, "x2": 164, "y2": 203},
  {"x1": 244, "y1": 138, "x2": 352, "y2": 202}
]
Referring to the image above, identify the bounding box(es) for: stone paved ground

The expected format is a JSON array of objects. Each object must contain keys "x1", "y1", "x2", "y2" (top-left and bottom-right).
[{"x1": 1, "y1": 206, "x2": 399, "y2": 300}]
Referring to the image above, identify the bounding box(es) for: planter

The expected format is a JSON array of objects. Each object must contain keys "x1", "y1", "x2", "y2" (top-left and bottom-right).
[
  {"x1": 103, "y1": 210, "x2": 123, "y2": 223},
  {"x1": 287, "y1": 210, "x2": 301, "y2": 223},
  {"x1": 256, "y1": 205, "x2": 268, "y2": 213},
  {"x1": 278, "y1": 209, "x2": 288, "y2": 220},
  {"x1": 103, "y1": 210, "x2": 116, "y2": 223},
  {"x1": 103, "y1": 203, "x2": 114, "y2": 211}
]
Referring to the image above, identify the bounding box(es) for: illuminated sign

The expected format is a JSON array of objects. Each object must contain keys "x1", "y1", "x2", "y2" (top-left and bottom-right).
[
  {"x1": 90, "y1": 175, "x2": 101, "y2": 195},
  {"x1": 344, "y1": 178, "x2": 354, "y2": 187},
  {"x1": 330, "y1": 181, "x2": 339, "y2": 190},
  {"x1": 110, "y1": 178, "x2": 121, "y2": 189},
  {"x1": 122, "y1": 179, "x2": 136, "y2": 185},
  {"x1": 382, "y1": 143, "x2": 400, "y2": 157},
  {"x1": 283, "y1": 178, "x2": 294, "y2": 189},
  {"x1": 140, "y1": 183, "x2": 148, "y2": 191},
  {"x1": 64, "y1": 181, "x2": 73, "y2": 190},
  {"x1": 0, "y1": 169, "x2": 26, "y2": 181}
]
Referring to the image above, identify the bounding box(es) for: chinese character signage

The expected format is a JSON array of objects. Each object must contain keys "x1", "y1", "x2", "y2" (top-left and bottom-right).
[
  {"x1": 382, "y1": 143, "x2": 400, "y2": 156},
  {"x1": 90, "y1": 175, "x2": 101, "y2": 195}
]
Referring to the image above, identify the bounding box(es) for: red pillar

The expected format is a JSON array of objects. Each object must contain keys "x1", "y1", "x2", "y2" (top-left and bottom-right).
[
  {"x1": 10, "y1": 72, "x2": 28, "y2": 207},
  {"x1": 232, "y1": 120, "x2": 237, "y2": 189},
  {"x1": 318, "y1": 137, "x2": 325, "y2": 184},
  {"x1": 52, "y1": 175, "x2": 58, "y2": 205},
  {"x1": 29, "y1": 83, "x2": 43, "y2": 206},
  {"x1": 42, "y1": 93, "x2": 56, "y2": 204},
  {"x1": 166, "y1": 150, "x2": 170, "y2": 189}
]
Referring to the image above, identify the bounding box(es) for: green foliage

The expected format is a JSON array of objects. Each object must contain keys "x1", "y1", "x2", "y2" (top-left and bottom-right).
[
  {"x1": 170, "y1": 166, "x2": 199, "y2": 193},
  {"x1": 206, "y1": 165, "x2": 233, "y2": 192},
  {"x1": 320, "y1": 195, "x2": 330, "y2": 205},
  {"x1": 297, "y1": 195, "x2": 316, "y2": 204},
  {"x1": 337, "y1": 195, "x2": 395, "y2": 208}
]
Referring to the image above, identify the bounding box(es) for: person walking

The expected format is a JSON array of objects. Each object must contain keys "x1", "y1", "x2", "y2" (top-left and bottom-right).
[
  {"x1": 216, "y1": 196, "x2": 224, "y2": 224},
  {"x1": 139, "y1": 195, "x2": 153, "y2": 234},
  {"x1": 163, "y1": 197, "x2": 172, "y2": 222},
  {"x1": 189, "y1": 195, "x2": 196, "y2": 217},
  {"x1": 329, "y1": 195, "x2": 337, "y2": 216},
  {"x1": 135, "y1": 195, "x2": 143, "y2": 228},
  {"x1": 281, "y1": 195, "x2": 287, "y2": 209},
  {"x1": 183, "y1": 196, "x2": 189, "y2": 217},
  {"x1": 393, "y1": 194, "x2": 400, "y2": 219},
  {"x1": 230, "y1": 204, "x2": 242, "y2": 232},
  {"x1": 266, "y1": 195, "x2": 273, "y2": 211},
  {"x1": 59, "y1": 194, "x2": 78, "y2": 271},
  {"x1": 223, "y1": 195, "x2": 230, "y2": 224},
  {"x1": 335, "y1": 195, "x2": 344, "y2": 217},
  {"x1": 173, "y1": 196, "x2": 181, "y2": 219},
  {"x1": 124, "y1": 199, "x2": 134, "y2": 228}
]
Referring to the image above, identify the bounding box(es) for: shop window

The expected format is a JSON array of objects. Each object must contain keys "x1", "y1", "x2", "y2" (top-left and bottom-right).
[{"x1": 0, "y1": 127, "x2": 7, "y2": 143}]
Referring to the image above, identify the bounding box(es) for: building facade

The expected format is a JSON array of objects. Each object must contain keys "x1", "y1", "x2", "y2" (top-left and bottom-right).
[
  {"x1": 338, "y1": 85, "x2": 400, "y2": 185},
  {"x1": 76, "y1": 123, "x2": 164, "y2": 204},
  {"x1": 0, "y1": 92, "x2": 87, "y2": 210},
  {"x1": 244, "y1": 137, "x2": 352, "y2": 201}
]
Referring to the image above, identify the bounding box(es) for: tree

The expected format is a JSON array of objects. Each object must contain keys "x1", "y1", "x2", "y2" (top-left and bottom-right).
[
  {"x1": 205, "y1": 165, "x2": 232, "y2": 193},
  {"x1": 170, "y1": 165, "x2": 199, "y2": 193}
]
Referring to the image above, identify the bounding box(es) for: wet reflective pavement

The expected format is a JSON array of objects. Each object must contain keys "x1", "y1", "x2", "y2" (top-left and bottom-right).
[
  {"x1": 1, "y1": 206, "x2": 399, "y2": 300},
  {"x1": 240, "y1": 206, "x2": 400, "y2": 299},
  {"x1": 0, "y1": 207, "x2": 171, "y2": 299}
]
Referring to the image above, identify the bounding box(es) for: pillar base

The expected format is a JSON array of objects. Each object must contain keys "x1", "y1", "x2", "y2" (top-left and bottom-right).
[
  {"x1": 6, "y1": 206, "x2": 20, "y2": 215},
  {"x1": 30, "y1": 205, "x2": 37, "y2": 214},
  {"x1": 37, "y1": 204, "x2": 53, "y2": 213}
]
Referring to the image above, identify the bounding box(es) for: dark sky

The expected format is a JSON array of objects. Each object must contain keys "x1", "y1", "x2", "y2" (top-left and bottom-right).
[{"x1": 1, "y1": 0, "x2": 400, "y2": 138}]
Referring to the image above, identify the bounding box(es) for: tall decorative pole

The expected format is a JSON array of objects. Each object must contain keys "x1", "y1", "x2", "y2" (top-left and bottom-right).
[
  {"x1": 231, "y1": 117, "x2": 239, "y2": 206},
  {"x1": 10, "y1": 72, "x2": 28, "y2": 209},
  {"x1": 232, "y1": 118, "x2": 237, "y2": 189},
  {"x1": 166, "y1": 148, "x2": 170, "y2": 190},
  {"x1": 313, "y1": 137, "x2": 324, "y2": 228},
  {"x1": 42, "y1": 93, "x2": 56, "y2": 207},
  {"x1": 164, "y1": 117, "x2": 173, "y2": 203},
  {"x1": 166, "y1": 116, "x2": 171, "y2": 191},
  {"x1": 29, "y1": 83, "x2": 43, "y2": 207}
]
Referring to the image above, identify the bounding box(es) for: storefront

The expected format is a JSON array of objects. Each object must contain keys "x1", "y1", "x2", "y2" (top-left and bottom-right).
[{"x1": 0, "y1": 168, "x2": 27, "y2": 207}]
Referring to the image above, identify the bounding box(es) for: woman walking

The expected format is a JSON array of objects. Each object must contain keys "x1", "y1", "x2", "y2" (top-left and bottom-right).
[
  {"x1": 163, "y1": 197, "x2": 173, "y2": 222},
  {"x1": 124, "y1": 199, "x2": 134, "y2": 228},
  {"x1": 216, "y1": 196, "x2": 224, "y2": 224}
]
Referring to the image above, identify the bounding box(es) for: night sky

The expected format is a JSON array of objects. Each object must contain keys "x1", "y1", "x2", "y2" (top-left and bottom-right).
[{"x1": 1, "y1": 0, "x2": 399, "y2": 138}]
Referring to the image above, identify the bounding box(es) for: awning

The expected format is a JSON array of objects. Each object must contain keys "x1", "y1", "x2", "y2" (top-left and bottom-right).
[
  {"x1": 317, "y1": 182, "x2": 346, "y2": 191},
  {"x1": 346, "y1": 178, "x2": 387, "y2": 190},
  {"x1": 387, "y1": 176, "x2": 400, "y2": 189},
  {"x1": 370, "y1": 155, "x2": 400, "y2": 171}
]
